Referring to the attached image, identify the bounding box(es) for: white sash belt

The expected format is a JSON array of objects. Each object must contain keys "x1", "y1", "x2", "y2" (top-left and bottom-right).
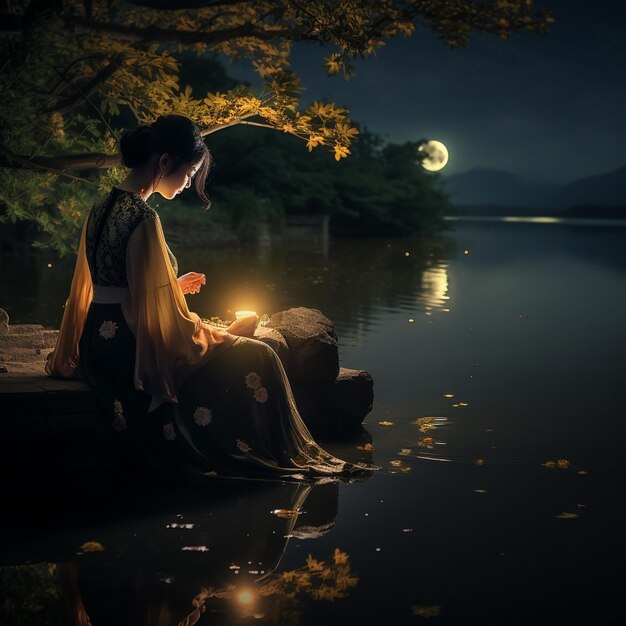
[{"x1": 92, "y1": 284, "x2": 129, "y2": 304}]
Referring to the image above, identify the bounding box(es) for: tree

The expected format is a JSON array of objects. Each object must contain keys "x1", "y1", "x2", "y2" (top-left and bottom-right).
[{"x1": 0, "y1": 0, "x2": 553, "y2": 254}]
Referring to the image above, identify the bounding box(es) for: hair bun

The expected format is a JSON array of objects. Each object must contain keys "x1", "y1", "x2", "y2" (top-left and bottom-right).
[{"x1": 120, "y1": 124, "x2": 155, "y2": 168}]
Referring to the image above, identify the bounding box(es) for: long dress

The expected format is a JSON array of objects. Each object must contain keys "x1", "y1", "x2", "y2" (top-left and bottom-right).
[{"x1": 47, "y1": 186, "x2": 372, "y2": 481}]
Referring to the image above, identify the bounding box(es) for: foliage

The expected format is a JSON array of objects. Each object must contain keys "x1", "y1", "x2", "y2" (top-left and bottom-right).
[
  {"x1": 0, "y1": 1, "x2": 553, "y2": 254},
  {"x1": 207, "y1": 123, "x2": 451, "y2": 236},
  {"x1": 0, "y1": 563, "x2": 65, "y2": 626}
]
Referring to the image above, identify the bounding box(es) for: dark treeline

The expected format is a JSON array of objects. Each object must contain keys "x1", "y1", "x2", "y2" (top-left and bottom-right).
[{"x1": 171, "y1": 51, "x2": 451, "y2": 239}]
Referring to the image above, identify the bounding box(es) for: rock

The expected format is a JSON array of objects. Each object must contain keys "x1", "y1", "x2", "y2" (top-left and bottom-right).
[
  {"x1": 43, "y1": 330, "x2": 59, "y2": 349},
  {"x1": 267, "y1": 307, "x2": 339, "y2": 384},
  {"x1": 329, "y1": 368, "x2": 374, "y2": 431},
  {"x1": 0, "y1": 323, "x2": 49, "y2": 377},
  {"x1": 253, "y1": 324, "x2": 290, "y2": 372},
  {"x1": 0, "y1": 308, "x2": 8, "y2": 336},
  {"x1": 292, "y1": 367, "x2": 374, "y2": 435}
]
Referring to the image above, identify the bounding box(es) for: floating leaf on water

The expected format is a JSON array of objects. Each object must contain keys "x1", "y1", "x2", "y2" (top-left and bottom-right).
[
  {"x1": 272, "y1": 508, "x2": 301, "y2": 519},
  {"x1": 357, "y1": 443, "x2": 374, "y2": 452},
  {"x1": 443, "y1": 394, "x2": 455, "y2": 398},
  {"x1": 398, "y1": 448, "x2": 412, "y2": 456},
  {"x1": 333, "y1": 548, "x2": 349, "y2": 565},
  {"x1": 378, "y1": 421, "x2": 395, "y2": 426},
  {"x1": 182, "y1": 546, "x2": 209, "y2": 552},
  {"x1": 416, "y1": 437, "x2": 435, "y2": 449},
  {"x1": 79, "y1": 541, "x2": 105, "y2": 553},
  {"x1": 475, "y1": 459, "x2": 485, "y2": 466},
  {"x1": 577, "y1": 470, "x2": 588, "y2": 475},
  {"x1": 458, "y1": 402, "x2": 469, "y2": 407},
  {"x1": 474, "y1": 489, "x2": 487, "y2": 494},
  {"x1": 555, "y1": 512, "x2": 579, "y2": 519},
  {"x1": 413, "y1": 417, "x2": 436, "y2": 432},
  {"x1": 543, "y1": 459, "x2": 571, "y2": 469},
  {"x1": 411, "y1": 604, "x2": 441, "y2": 618},
  {"x1": 389, "y1": 460, "x2": 404, "y2": 467},
  {"x1": 402, "y1": 528, "x2": 413, "y2": 533}
]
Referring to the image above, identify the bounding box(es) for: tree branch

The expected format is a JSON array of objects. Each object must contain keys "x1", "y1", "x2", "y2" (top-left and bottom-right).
[
  {"x1": 43, "y1": 59, "x2": 122, "y2": 114},
  {"x1": 62, "y1": 14, "x2": 297, "y2": 45},
  {"x1": 0, "y1": 146, "x2": 120, "y2": 172}
]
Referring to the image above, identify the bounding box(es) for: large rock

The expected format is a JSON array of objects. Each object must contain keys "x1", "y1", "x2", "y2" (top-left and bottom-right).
[
  {"x1": 0, "y1": 322, "x2": 54, "y2": 375},
  {"x1": 0, "y1": 308, "x2": 9, "y2": 336},
  {"x1": 266, "y1": 307, "x2": 339, "y2": 384},
  {"x1": 292, "y1": 367, "x2": 374, "y2": 435}
]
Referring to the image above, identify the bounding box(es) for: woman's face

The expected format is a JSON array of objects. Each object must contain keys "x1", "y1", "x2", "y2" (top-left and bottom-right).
[{"x1": 156, "y1": 154, "x2": 202, "y2": 199}]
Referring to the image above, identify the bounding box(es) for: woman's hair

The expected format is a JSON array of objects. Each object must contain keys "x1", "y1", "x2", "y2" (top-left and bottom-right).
[{"x1": 120, "y1": 114, "x2": 213, "y2": 208}]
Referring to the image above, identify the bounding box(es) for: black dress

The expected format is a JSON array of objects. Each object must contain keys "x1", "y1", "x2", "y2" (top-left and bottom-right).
[{"x1": 68, "y1": 187, "x2": 372, "y2": 482}]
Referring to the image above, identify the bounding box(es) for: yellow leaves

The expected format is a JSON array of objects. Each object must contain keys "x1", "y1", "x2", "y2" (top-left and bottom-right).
[
  {"x1": 389, "y1": 459, "x2": 411, "y2": 473},
  {"x1": 398, "y1": 448, "x2": 412, "y2": 456},
  {"x1": 475, "y1": 458, "x2": 485, "y2": 466},
  {"x1": 78, "y1": 541, "x2": 104, "y2": 552},
  {"x1": 416, "y1": 437, "x2": 435, "y2": 449},
  {"x1": 555, "y1": 512, "x2": 579, "y2": 520},
  {"x1": 543, "y1": 459, "x2": 571, "y2": 469},
  {"x1": 335, "y1": 122, "x2": 359, "y2": 138},
  {"x1": 333, "y1": 144, "x2": 351, "y2": 161},
  {"x1": 306, "y1": 554, "x2": 326, "y2": 572},
  {"x1": 378, "y1": 420, "x2": 394, "y2": 426},
  {"x1": 413, "y1": 417, "x2": 436, "y2": 432},
  {"x1": 310, "y1": 100, "x2": 336, "y2": 118},
  {"x1": 324, "y1": 53, "x2": 343, "y2": 76},
  {"x1": 333, "y1": 548, "x2": 349, "y2": 565},
  {"x1": 306, "y1": 135, "x2": 325, "y2": 152},
  {"x1": 356, "y1": 442, "x2": 373, "y2": 452}
]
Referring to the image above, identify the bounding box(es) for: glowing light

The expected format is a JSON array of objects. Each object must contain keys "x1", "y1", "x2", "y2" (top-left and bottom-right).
[
  {"x1": 47, "y1": 263, "x2": 53, "y2": 268},
  {"x1": 238, "y1": 590, "x2": 254, "y2": 605},
  {"x1": 503, "y1": 216, "x2": 562, "y2": 224},
  {"x1": 417, "y1": 264, "x2": 449, "y2": 310},
  {"x1": 235, "y1": 310, "x2": 257, "y2": 320},
  {"x1": 417, "y1": 140, "x2": 449, "y2": 172}
]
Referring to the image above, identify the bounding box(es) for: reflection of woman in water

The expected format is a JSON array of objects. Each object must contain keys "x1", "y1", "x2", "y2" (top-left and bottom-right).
[
  {"x1": 52, "y1": 480, "x2": 346, "y2": 626},
  {"x1": 47, "y1": 114, "x2": 372, "y2": 481}
]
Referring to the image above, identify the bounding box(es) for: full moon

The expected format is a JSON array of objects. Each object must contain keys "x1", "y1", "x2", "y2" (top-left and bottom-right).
[{"x1": 417, "y1": 140, "x2": 449, "y2": 172}]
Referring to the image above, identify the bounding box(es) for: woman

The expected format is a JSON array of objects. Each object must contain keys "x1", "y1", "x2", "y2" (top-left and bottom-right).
[{"x1": 47, "y1": 114, "x2": 371, "y2": 481}]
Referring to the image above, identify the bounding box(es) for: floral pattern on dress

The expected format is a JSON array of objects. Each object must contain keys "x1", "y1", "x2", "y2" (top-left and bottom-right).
[
  {"x1": 163, "y1": 423, "x2": 176, "y2": 441},
  {"x1": 245, "y1": 372, "x2": 262, "y2": 390},
  {"x1": 193, "y1": 406, "x2": 212, "y2": 426},
  {"x1": 253, "y1": 386, "x2": 269, "y2": 403},
  {"x1": 236, "y1": 439, "x2": 251, "y2": 453},
  {"x1": 99, "y1": 320, "x2": 118, "y2": 340}
]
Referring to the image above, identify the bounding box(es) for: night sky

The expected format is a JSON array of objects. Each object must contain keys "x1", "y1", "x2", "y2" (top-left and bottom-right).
[{"x1": 225, "y1": 0, "x2": 626, "y2": 184}]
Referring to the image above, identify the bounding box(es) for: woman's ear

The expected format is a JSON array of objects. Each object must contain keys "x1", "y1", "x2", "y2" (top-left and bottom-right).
[{"x1": 158, "y1": 152, "x2": 174, "y2": 174}]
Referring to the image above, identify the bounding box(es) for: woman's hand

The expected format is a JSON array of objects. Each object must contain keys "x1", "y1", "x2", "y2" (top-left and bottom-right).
[
  {"x1": 178, "y1": 272, "x2": 206, "y2": 295},
  {"x1": 226, "y1": 315, "x2": 258, "y2": 338}
]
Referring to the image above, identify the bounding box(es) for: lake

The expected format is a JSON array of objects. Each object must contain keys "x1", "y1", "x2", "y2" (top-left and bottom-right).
[{"x1": 1, "y1": 218, "x2": 625, "y2": 625}]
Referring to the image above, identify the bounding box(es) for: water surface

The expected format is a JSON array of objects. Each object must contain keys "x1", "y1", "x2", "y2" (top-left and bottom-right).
[{"x1": 1, "y1": 219, "x2": 625, "y2": 625}]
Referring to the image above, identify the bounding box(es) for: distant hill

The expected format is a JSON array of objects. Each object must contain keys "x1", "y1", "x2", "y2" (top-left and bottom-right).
[
  {"x1": 442, "y1": 166, "x2": 626, "y2": 215},
  {"x1": 442, "y1": 168, "x2": 557, "y2": 208},
  {"x1": 548, "y1": 165, "x2": 626, "y2": 209}
]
